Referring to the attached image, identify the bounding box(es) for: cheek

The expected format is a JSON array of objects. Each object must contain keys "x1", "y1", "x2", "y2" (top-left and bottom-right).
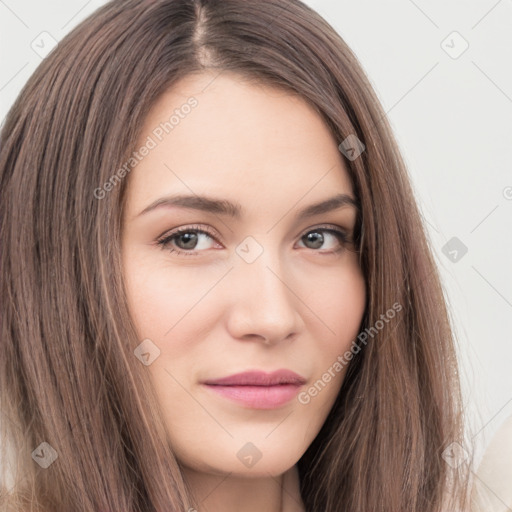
[
  {"x1": 123, "y1": 252, "x2": 223, "y2": 342},
  {"x1": 309, "y1": 260, "x2": 366, "y2": 346},
  {"x1": 302, "y1": 262, "x2": 366, "y2": 397}
]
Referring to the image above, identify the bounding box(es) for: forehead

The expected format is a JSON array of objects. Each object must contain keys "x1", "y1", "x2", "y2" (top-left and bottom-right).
[{"x1": 124, "y1": 71, "x2": 354, "y2": 215}]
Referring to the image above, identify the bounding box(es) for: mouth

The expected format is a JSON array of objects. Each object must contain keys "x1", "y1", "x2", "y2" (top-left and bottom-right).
[{"x1": 201, "y1": 369, "x2": 306, "y2": 410}]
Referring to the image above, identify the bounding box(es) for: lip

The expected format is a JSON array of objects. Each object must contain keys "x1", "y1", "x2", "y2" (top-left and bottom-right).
[{"x1": 202, "y1": 369, "x2": 306, "y2": 409}]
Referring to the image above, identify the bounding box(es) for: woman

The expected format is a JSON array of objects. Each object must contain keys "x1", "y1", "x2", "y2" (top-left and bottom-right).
[{"x1": 0, "y1": 0, "x2": 472, "y2": 510}]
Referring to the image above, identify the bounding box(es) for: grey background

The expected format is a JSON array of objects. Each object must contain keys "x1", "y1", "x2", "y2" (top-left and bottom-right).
[{"x1": 1, "y1": 0, "x2": 511, "y2": 476}]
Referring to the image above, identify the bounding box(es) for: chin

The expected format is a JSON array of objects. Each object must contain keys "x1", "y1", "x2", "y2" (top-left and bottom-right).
[{"x1": 181, "y1": 447, "x2": 301, "y2": 478}]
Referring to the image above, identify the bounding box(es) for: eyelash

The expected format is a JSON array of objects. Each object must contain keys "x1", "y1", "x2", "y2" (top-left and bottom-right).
[{"x1": 156, "y1": 223, "x2": 351, "y2": 257}]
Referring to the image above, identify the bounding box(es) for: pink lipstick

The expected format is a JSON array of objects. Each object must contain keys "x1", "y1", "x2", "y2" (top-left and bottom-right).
[{"x1": 202, "y1": 369, "x2": 306, "y2": 409}]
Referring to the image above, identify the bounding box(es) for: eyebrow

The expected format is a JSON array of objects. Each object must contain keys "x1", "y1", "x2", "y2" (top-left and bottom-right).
[{"x1": 136, "y1": 192, "x2": 359, "y2": 220}]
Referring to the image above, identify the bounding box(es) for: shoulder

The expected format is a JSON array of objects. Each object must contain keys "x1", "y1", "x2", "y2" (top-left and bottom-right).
[{"x1": 471, "y1": 415, "x2": 512, "y2": 511}]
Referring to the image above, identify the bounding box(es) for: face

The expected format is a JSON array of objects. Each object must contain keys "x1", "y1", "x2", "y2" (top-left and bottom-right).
[{"x1": 121, "y1": 71, "x2": 366, "y2": 478}]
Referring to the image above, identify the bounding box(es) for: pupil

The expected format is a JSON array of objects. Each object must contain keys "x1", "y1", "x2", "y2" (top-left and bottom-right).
[
  {"x1": 178, "y1": 232, "x2": 198, "y2": 249},
  {"x1": 305, "y1": 232, "x2": 323, "y2": 249}
]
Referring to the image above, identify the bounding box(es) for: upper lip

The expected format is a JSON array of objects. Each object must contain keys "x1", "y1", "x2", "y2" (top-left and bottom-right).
[{"x1": 202, "y1": 369, "x2": 307, "y2": 386}]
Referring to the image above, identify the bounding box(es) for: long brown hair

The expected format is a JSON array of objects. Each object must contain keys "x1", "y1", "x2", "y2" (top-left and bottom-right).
[{"x1": 0, "y1": 0, "x2": 471, "y2": 510}]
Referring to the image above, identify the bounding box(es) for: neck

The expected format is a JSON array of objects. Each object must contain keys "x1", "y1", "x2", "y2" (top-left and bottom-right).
[{"x1": 182, "y1": 463, "x2": 305, "y2": 512}]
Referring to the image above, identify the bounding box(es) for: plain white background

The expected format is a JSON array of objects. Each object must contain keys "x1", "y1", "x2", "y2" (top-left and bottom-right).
[{"x1": 1, "y1": 0, "x2": 511, "y2": 497}]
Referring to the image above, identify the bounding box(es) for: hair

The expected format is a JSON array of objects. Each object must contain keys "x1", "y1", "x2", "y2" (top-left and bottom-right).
[{"x1": 0, "y1": 0, "x2": 472, "y2": 510}]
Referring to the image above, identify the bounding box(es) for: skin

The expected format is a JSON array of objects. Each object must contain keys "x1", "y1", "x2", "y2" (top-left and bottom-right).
[{"x1": 121, "y1": 71, "x2": 366, "y2": 512}]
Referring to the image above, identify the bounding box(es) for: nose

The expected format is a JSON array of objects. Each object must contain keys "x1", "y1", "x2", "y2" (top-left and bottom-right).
[{"x1": 225, "y1": 248, "x2": 305, "y2": 346}]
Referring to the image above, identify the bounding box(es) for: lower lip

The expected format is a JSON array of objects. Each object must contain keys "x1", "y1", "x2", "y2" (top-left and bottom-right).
[{"x1": 203, "y1": 384, "x2": 302, "y2": 409}]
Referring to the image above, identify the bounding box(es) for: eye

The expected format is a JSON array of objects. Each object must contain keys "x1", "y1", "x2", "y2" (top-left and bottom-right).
[
  {"x1": 296, "y1": 226, "x2": 349, "y2": 254},
  {"x1": 156, "y1": 224, "x2": 220, "y2": 257},
  {"x1": 156, "y1": 224, "x2": 351, "y2": 257}
]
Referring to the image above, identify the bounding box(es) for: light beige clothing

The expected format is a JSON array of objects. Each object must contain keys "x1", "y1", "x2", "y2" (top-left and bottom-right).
[{"x1": 471, "y1": 415, "x2": 512, "y2": 512}]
